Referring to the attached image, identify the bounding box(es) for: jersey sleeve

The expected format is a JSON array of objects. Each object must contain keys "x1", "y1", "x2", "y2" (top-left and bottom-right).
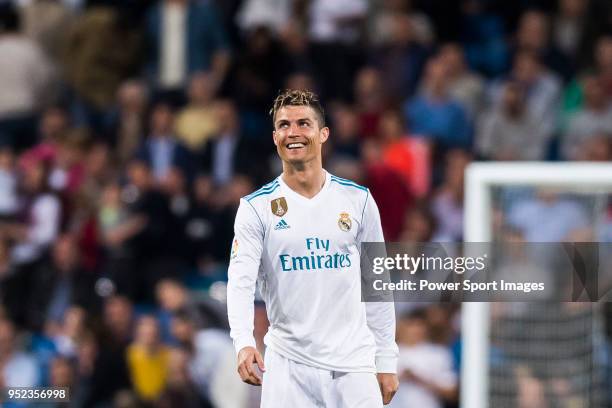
[
  {"x1": 360, "y1": 191, "x2": 399, "y2": 373},
  {"x1": 227, "y1": 198, "x2": 264, "y2": 354}
]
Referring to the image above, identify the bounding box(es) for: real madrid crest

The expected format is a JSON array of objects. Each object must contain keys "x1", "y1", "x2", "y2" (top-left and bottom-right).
[
  {"x1": 271, "y1": 197, "x2": 288, "y2": 217},
  {"x1": 338, "y1": 212, "x2": 352, "y2": 232}
]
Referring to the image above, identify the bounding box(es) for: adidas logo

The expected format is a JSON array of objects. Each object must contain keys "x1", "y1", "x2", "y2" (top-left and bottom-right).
[{"x1": 274, "y1": 219, "x2": 290, "y2": 230}]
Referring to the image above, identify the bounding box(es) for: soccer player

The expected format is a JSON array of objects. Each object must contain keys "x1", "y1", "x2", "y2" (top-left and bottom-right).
[{"x1": 227, "y1": 89, "x2": 399, "y2": 406}]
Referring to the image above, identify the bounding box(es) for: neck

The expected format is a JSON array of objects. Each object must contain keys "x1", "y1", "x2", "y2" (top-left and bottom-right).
[{"x1": 282, "y1": 161, "x2": 325, "y2": 198}]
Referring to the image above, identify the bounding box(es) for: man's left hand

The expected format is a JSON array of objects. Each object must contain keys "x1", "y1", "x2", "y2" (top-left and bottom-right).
[{"x1": 377, "y1": 373, "x2": 399, "y2": 405}]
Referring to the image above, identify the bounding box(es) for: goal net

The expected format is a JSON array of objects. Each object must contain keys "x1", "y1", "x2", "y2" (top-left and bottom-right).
[{"x1": 461, "y1": 163, "x2": 612, "y2": 408}]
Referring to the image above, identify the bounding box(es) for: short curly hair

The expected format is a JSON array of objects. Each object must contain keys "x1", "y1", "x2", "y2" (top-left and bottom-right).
[{"x1": 270, "y1": 89, "x2": 325, "y2": 127}]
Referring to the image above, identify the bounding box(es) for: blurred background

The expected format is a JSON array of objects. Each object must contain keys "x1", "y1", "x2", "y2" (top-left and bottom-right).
[{"x1": 0, "y1": 0, "x2": 612, "y2": 406}]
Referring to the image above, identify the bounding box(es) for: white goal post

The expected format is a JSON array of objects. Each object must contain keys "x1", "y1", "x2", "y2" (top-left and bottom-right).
[{"x1": 461, "y1": 162, "x2": 612, "y2": 408}]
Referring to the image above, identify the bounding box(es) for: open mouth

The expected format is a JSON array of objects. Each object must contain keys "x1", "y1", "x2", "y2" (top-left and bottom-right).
[{"x1": 286, "y1": 142, "x2": 306, "y2": 150}]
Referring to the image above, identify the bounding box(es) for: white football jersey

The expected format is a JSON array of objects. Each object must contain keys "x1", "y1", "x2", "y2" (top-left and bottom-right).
[{"x1": 227, "y1": 170, "x2": 398, "y2": 373}]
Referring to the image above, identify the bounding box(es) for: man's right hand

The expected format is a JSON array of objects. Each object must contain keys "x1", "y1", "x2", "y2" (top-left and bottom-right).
[{"x1": 237, "y1": 346, "x2": 266, "y2": 386}]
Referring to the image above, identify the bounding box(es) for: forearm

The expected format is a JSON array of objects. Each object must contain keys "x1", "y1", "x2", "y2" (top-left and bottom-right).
[
  {"x1": 227, "y1": 264, "x2": 258, "y2": 353},
  {"x1": 366, "y1": 302, "x2": 399, "y2": 373}
]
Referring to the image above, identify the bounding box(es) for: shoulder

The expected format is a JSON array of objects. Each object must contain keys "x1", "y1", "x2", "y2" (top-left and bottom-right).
[
  {"x1": 243, "y1": 178, "x2": 281, "y2": 204},
  {"x1": 328, "y1": 174, "x2": 370, "y2": 205}
]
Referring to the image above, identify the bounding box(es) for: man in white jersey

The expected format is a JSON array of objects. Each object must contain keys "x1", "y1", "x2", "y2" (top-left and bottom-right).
[{"x1": 227, "y1": 89, "x2": 399, "y2": 407}]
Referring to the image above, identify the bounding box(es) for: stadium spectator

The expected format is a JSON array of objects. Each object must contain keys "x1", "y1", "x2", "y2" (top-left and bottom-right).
[
  {"x1": 63, "y1": 2, "x2": 143, "y2": 131},
  {"x1": 594, "y1": 34, "x2": 612, "y2": 98},
  {"x1": 379, "y1": 109, "x2": 431, "y2": 197},
  {"x1": 126, "y1": 315, "x2": 171, "y2": 402},
  {"x1": 0, "y1": 145, "x2": 17, "y2": 218},
  {"x1": 235, "y1": 0, "x2": 293, "y2": 35},
  {"x1": 369, "y1": 12, "x2": 430, "y2": 103},
  {"x1": 27, "y1": 234, "x2": 96, "y2": 331},
  {"x1": 136, "y1": 101, "x2": 194, "y2": 183},
  {"x1": 561, "y1": 74, "x2": 612, "y2": 159},
  {"x1": 404, "y1": 58, "x2": 472, "y2": 149},
  {"x1": 431, "y1": 149, "x2": 471, "y2": 242},
  {"x1": 104, "y1": 80, "x2": 149, "y2": 166},
  {"x1": 171, "y1": 309, "x2": 248, "y2": 408},
  {"x1": 328, "y1": 104, "x2": 361, "y2": 161},
  {"x1": 513, "y1": 9, "x2": 574, "y2": 81},
  {"x1": 0, "y1": 3, "x2": 53, "y2": 150},
  {"x1": 18, "y1": 0, "x2": 73, "y2": 66},
  {"x1": 506, "y1": 191, "x2": 590, "y2": 241},
  {"x1": 307, "y1": 0, "x2": 368, "y2": 100},
  {"x1": 390, "y1": 309, "x2": 458, "y2": 408},
  {"x1": 5, "y1": 159, "x2": 61, "y2": 266},
  {"x1": 145, "y1": 0, "x2": 231, "y2": 96},
  {"x1": 155, "y1": 347, "x2": 211, "y2": 408},
  {"x1": 575, "y1": 132, "x2": 612, "y2": 161},
  {"x1": 477, "y1": 80, "x2": 553, "y2": 160},
  {"x1": 369, "y1": 0, "x2": 434, "y2": 47},
  {"x1": 362, "y1": 139, "x2": 413, "y2": 241},
  {"x1": 489, "y1": 50, "x2": 562, "y2": 139},
  {"x1": 0, "y1": 318, "x2": 39, "y2": 387},
  {"x1": 174, "y1": 72, "x2": 219, "y2": 156},
  {"x1": 399, "y1": 204, "x2": 437, "y2": 243},
  {"x1": 202, "y1": 100, "x2": 263, "y2": 186},
  {"x1": 438, "y1": 42, "x2": 485, "y2": 120},
  {"x1": 354, "y1": 67, "x2": 388, "y2": 139}
]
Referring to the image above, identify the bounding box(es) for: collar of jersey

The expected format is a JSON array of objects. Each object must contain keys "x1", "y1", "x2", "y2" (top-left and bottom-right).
[{"x1": 277, "y1": 169, "x2": 332, "y2": 205}]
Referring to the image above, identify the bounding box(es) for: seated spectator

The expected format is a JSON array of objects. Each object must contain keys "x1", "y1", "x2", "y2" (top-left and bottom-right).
[
  {"x1": 328, "y1": 104, "x2": 361, "y2": 162},
  {"x1": 595, "y1": 35, "x2": 612, "y2": 98},
  {"x1": 126, "y1": 315, "x2": 170, "y2": 402},
  {"x1": 236, "y1": 0, "x2": 293, "y2": 35},
  {"x1": 3, "y1": 159, "x2": 61, "y2": 265},
  {"x1": 0, "y1": 3, "x2": 53, "y2": 150},
  {"x1": 104, "y1": 80, "x2": 149, "y2": 166},
  {"x1": 0, "y1": 145, "x2": 17, "y2": 218},
  {"x1": 460, "y1": 0, "x2": 509, "y2": 76},
  {"x1": 575, "y1": 133, "x2": 612, "y2": 161},
  {"x1": 477, "y1": 80, "x2": 552, "y2": 160},
  {"x1": 156, "y1": 347, "x2": 212, "y2": 408},
  {"x1": 171, "y1": 309, "x2": 248, "y2": 408},
  {"x1": 63, "y1": 2, "x2": 143, "y2": 131},
  {"x1": 369, "y1": 0, "x2": 434, "y2": 47},
  {"x1": 370, "y1": 13, "x2": 430, "y2": 103},
  {"x1": 146, "y1": 0, "x2": 231, "y2": 95},
  {"x1": 404, "y1": 58, "x2": 472, "y2": 149},
  {"x1": 561, "y1": 74, "x2": 612, "y2": 159},
  {"x1": 512, "y1": 9, "x2": 574, "y2": 81},
  {"x1": 27, "y1": 234, "x2": 96, "y2": 331},
  {"x1": 390, "y1": 309, "x2": 458, "y2": 408},
  {"x1": 136, "y1": 101, "x2": 194, "y2": 184},
  {"x1": 488, "y1": 51, "x2": 562, "y2": 139},
  {"x1": 379, "y1": 109, "x2": 431, "y2": 197},
  {"x1": 175, "y1": 72, "x2": 219, "y2": 155},
  {"x1": 431, "y1": 149, "x2": 471, "y2": 242},
  {"x1": 203, "y1": 99, "x2": 266, "y2": 186},
  {"x1": 0, "y1": 318, "x2": 39, "y2": 387},
  {"x1": 354, "y1": 67, "x2": 388, "y2": 140},
  {"x1": 362, "y1": 139, "x2": 413, "y2": 241},
  {"x1": 438, "y1": 43, "x2": 485, "y2": 120},
  {"x1": 399, "y1": 204, "x2": 437, "y2": 243},
  {"x1": 552, "y1": 0, "x2": 604, "y2": 70},
  {"x1": 506, "y1": 190, "x2": 590, "y2": 242}
]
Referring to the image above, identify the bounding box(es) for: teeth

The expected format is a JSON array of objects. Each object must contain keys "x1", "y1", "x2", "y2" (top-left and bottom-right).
[{"x1": 287, "y1": 143, "x2": 305, "y2": 149}]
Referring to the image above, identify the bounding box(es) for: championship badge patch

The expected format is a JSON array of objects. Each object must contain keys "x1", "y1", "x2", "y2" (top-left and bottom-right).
[
  {"x1": 271, "y1": 197, "x2": 288, "y2": 217},
  {"x1": 338, "y1": 212, "x2": 352, "y2": 232}
]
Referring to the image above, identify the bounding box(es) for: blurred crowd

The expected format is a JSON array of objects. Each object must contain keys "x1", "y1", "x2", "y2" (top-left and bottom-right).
[{"x1": 0, "y1": 0, "x2": 612, "y2": 406}]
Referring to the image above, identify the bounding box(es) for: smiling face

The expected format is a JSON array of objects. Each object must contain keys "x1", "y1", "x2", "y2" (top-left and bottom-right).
[{"x1": 273, "y1": 105, "x2": 329, "y2": 166}]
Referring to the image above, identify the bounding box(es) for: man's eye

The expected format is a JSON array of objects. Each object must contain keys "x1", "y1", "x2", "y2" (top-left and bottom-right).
[
  {"x1": 300, "y1": 122, "x2": 310, "y2": 127},
  {"x1": 279, "y1": 123, "x2": 289, "y2": 129}
]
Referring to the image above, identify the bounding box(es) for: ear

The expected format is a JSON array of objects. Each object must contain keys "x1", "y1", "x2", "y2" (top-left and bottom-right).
[
  {"x1": 272, "y1": 130, "x2": 279, "y2": 147},
  {"x1": 319, "y1": 127, "x2": 330, "y2": 144}
]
